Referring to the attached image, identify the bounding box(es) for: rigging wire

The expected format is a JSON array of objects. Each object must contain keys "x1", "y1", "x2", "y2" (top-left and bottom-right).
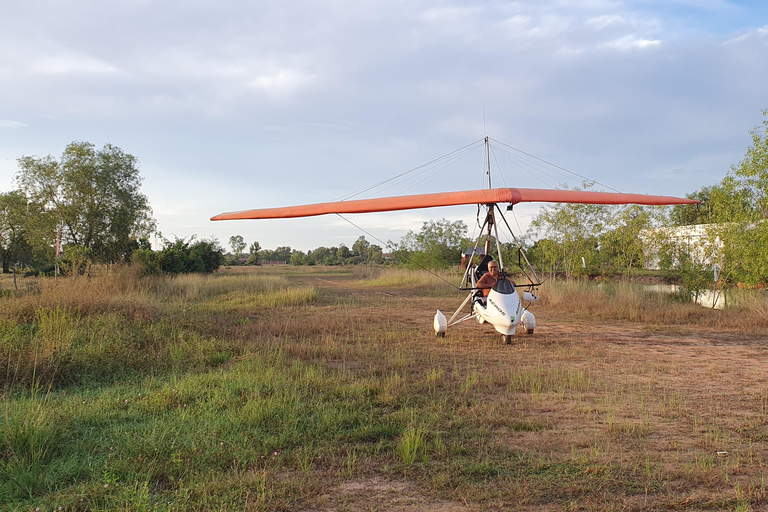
[
  {"x1": 489, "y1": 145, "x2": 509, "y2": 189},
  {"x1": 334, "y1": 138, "x2": 485, "y2": 202},
  {"x1": 334, "y1": 213, "x2": 461, "y2": 290},
  {"x1": 492, "y1": 146, "x2": 566, "y2": 189},
  {"x1": 489, "y1": 137, "x2": 622, "y2": 192},
  {"x1": 382, "y1": 144, "x2": 484, "y2": 197}
]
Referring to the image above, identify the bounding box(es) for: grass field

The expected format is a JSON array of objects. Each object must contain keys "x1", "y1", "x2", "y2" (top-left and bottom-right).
[{"x1": 1, "y1": 266, "x2": 768, "y2": 510}]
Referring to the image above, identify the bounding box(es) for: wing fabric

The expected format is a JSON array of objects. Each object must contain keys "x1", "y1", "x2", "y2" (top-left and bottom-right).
[{"x1": 211, "y1": 188, "x2": 698, "y2": 221}]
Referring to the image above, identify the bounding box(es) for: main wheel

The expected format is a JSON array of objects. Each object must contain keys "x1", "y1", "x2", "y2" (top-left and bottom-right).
[
  {"x1": 526, "y1": 328, "x2": 534, "y2": 335},
  {"x1": 502, "y1": 334, "x2": 513, "y2": 344}
]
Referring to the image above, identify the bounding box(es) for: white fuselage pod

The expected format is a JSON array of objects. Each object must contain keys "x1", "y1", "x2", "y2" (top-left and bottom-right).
[{"x1": 474, "y1": 278, "x2": 522, "y2": 335}]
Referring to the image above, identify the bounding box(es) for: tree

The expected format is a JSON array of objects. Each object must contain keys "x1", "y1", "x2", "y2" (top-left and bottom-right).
[
  {"x1": 337, "y1": 244, "x2": 351, "y2": 262},
  {"x1": 598, "y1": 206, "x2": 654, "y2": 275},
  {"x1": 229, "y1": 235, "x2": 246, "y2": 262},
  {"x1": 730, "y1": 108, "x2": 768, "y2": 220},
  {"x1": 274, "y1": 246, "x2": 292, "y2": 262},
  {"x1": 400, "y1": 218, "x2": 468, "y2": 269},
  {"x1": 290, "y1": 250, "x2": 307, "y2": 266},
  {"x1": 368, "y1": 244, "x2": 384, "y2": 264},
  {"x1": 155, "y1": 236, "x2": 224, "y2": 274},
  {"x1": 527, "y1": 184, "x2": 609, "y2": 278},
  {"x1": 352, "y1": 236, "x2": 371, "y2": 261},
  {"x1": 0, "y1": 191, "x2": 34, "y2": 273},
  {"x1": 670, "y1": 184, "x2": 752, "y2": 227},
  {"x1": 247, "y1": 241, "x2": 261, "y2": 265},
  {"x1": 17, "y1": 141, "x2": 155, "y2": 263},
  {"x1": 260, "y1": 246, "x2": 292, "y2": 263},
  {"x1": 677, "y1": 110, "x2": 768, "y2": 286}
]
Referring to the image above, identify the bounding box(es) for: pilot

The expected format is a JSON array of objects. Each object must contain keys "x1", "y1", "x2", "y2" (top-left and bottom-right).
[{"x1": 476, "y1": 260, "x2": 500, "y2": 298}]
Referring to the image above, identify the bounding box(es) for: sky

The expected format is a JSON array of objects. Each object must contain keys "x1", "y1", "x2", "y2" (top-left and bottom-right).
[{"x1": 1, "y1": 0, "x2": 767, "y2": 252}]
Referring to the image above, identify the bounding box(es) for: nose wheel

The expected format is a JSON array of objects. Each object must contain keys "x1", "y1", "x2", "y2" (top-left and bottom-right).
[{"x1": 502, "y1": 334, "x2": 513, "y2": 344}]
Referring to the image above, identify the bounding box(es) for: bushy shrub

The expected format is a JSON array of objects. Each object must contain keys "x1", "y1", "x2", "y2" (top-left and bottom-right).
[{"x1": 131, "y1": 237, "x2": 224, "y2": 275}]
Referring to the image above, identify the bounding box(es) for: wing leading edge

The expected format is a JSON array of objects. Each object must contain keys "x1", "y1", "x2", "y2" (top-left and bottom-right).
[{"x1": 211, "y1": 188, "x2": 699, "y2": 221}]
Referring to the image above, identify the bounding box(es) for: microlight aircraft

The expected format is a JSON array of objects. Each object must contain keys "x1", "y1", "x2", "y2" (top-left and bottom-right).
[{"x1": 212, "y1": 137, "x2": 698, "y2": 343}]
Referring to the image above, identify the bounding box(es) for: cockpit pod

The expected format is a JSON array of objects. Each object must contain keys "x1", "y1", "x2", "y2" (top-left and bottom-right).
[{"x1": 474, "y1": 277, "x2": 522, "y2": 336}]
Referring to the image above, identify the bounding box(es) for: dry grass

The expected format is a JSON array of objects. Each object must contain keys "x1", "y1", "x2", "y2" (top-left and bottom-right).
[
  {"x1": 2, "y1": 266, "x2": 768, "y2": 510},
  {"x1": 542, "y1": 279, "x2": 768, "y2": 331}
]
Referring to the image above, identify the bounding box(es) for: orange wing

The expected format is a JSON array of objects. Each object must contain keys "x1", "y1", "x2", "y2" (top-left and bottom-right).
[{"x1": 211, "y1": 188, "x2": 698, "y2": 221}]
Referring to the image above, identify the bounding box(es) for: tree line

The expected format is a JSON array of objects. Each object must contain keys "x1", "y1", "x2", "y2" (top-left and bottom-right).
[
  {"x1": 3, "y1": 110, "x2": 767, "y2": 282},
  {"x1": 225, "y1": 219, "x2": 469, "y2": 269},
  {"x1": 0, "y1": 141, "x2": 223, "y2": 275}
]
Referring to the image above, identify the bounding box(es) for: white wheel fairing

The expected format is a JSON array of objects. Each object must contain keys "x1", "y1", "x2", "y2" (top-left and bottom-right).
[
  {"x1": 521, "y1": 309, "x2": 535, "y2": 332},
  {"x1": 433, "y1": 310, "x2": 447, "y2": 334}
]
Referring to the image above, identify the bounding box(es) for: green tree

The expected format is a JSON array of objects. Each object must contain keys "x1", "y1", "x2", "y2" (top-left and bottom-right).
[
  {"x1": 0, "y1": 191, "x2": 34, "y2": 273},
  {"x1": 368, "y1": 244, "x2": 384, "y2": 264},
  {"x1": 157, "y1": 236, "x2": 224, "y2": 274},
  {"x1": 400, "y1": 218, "x2": 468, "y2": 269},
  {"x1": 260, "y1": 246, "x2": 292, "y2": 263},
  {"x1": 290, "y1": 250, "x2": 307, "y2": 266},
  {"x1": 229, "y1": 235, "x2": 246, "y2": 258},
  {"x1": 599, "y1": 206, "x2": 653, "y2": 275},
  {"x1": 670, "y1": 184, "x2": 752, "y2": 227},
  {"x1": 274, "y1": 246, "x2": 292, "y2": 262},
  {"x1": 352, "y1": 236, "x2": 371, "y2": 261},
  {"x1": 730, "y1": 109, "x2": 768, "y2": 220},
  {"x1": 17, "y1": 141, "x2": 155, "y2": 263},
  {"x1": 682, "y1": 110, "x2": 768, "y2": 285},
  {"x1": 308, "y1": 246, "x2": 336, "y2": 265},
  {"x1": 336, "y1": 244, "x2": 351, "y2": 262},
  {"x1": 527, "y1": 184, "x2": 609, "y2": 278},
  {"x1": 526, "y1": 238, "x2": 560, "y2": 278},
  {"x1": 247, "y1": 241, "x2": 261, "y2": 265}
]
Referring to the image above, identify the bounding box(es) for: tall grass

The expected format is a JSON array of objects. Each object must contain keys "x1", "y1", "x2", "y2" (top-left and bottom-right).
[
  {"x1": 150, "y1": 273, "x2": 297, "y2": 300},
  {"x1": 541, "y1": 280, "x2": 768, "y2": 330},
  {"x1": 1, "y1": 391, "x2": 60, "y2": 499},
  {"x1": 0, "y1": 268, "x2": 316, "y2": 387}
]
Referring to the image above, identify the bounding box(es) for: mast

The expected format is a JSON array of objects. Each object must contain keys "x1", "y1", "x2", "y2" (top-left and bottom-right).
[
  {"x1": 485, "y1": 136, "x2": 491, "y2": 189},
  {"x1": 482, "y1": 137, "x2": 505, "y2": 270},
  {"x1": 484, "y1": 137, "x2": 492, "y2": 258}
]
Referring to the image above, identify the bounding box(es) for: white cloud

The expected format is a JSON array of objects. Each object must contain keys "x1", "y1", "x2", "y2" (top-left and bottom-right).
[
  {"x1": 31, "y1": 54, "x2": 119, "y2": 75},
  {"x1": 0, "y1": 119, "x2": 26, "y2": 129},
  {"x1": 498, "y1": 13, "x2": 571, "y2": 41},
  {"x1": 598, "y1": 35, "x2": 662, "y2": 50},
  {"x1": 418, "y1": 6, "x2": 482, "y2": 22},
  {"x1": 726, "y1": 24, "x2": 768, "y2": 44},
  {"x1": 585, "y1": 14, "x2": 626, "y2": 30},
  {"x1": 248, "y1": 69, "x2": 316, "y2": 95}
]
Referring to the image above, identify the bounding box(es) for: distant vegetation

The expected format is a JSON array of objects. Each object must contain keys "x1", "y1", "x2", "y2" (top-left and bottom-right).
[{"x1": 2, "y1": 110, "x2": 768, "y2": 288}]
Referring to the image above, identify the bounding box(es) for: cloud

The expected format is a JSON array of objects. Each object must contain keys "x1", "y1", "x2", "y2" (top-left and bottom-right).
[
  {"x1": 31, "y1": 54, "x2": 119, "y2": 75},
  {"x1": 724, "y1": 24, "x2": 768, "y2": 44},
  {"x1": 585, "y1": 14, "x2": 626, "y2": 30},
  {"x1": 598, "y1": 35, "x2": 662, "y2": 50},
  {"x1": 247, "y1": 69, "x2": 316, "y2": 96},
  {"x1": 0, "y1": 119, "x2": 26, "y2": 129},
  {"x1": 418, "y1": 6, "x2": 482, "y2": 22}
]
